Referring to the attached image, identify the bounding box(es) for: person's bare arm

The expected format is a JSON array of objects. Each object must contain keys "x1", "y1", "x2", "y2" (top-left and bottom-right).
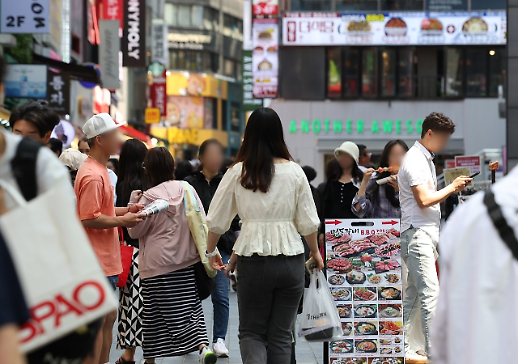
[
  {"x1": 82, "y1": 212, "x2": 145, "y2": 229},
  {"x1": 0, "y1": 324, "x2": 25, "y2": 364},
  {"x1": 303, "y1": 231, "x2": 324, "y2": 270},
  {"x1": 411, "y1": 176, "x2": 472, "y2": 209}
]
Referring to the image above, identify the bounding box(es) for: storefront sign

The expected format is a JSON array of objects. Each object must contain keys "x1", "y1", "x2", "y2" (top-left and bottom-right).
[
  {"x1": 5, "y1": 65, "x2": 47, "y2": 98},
  {"x1": 167, "y1": 72, "x2": 227, "y2": 99},
  {"x1": 282, "y1": 11, "x2": 506, "y2": 46},
  {"x1": 455, "y1": 155, "x2": 481, "y2": 174},
  {"x1": 1, "y1": 0, "x2": 50, "y2": 33},
  {"x1": 427, "y1": 0, "x2": 467, "y2": 11},
  {"x1": 252, "y1": 19, "x2": 278, "y2": 98},
  {"x1": 167, "y1": 33, "x2": 212, "y2": 50},
  {"x1": 46, "y1": 70, "x2": 70, "y2": 114},
  {"x1": 325, "y1": 219, "x2": 404, "y2": 363},
  {"x1": 444, "y1": 159, "x2": 456, "y2": 169},
  {"x1": 99, "y1": 20, "x2": 120, "y2": 90},
  {"x1": 288, "y1": 118, "x2": 423, "y2": 136},
  {"x1": 151, "y1": 21, "x2": 168, "y2": 66},
  {"x1": 102, "y1": 0, "x2": 122, "y2": 28},
  {"x1": 123, "y1": 0, "x2": 146, "y2": 67},
  {"x1": 252, "y1": 0, "x2": 278, "y2": 17},
  {"x1": 149, "y1": 63, "x2": 167, "y2": 117},
  {"x1": 242, "y1": 50, "x2": 262, "y2": 111},
  {"x1": 145, "y1": 108, "x2": 161, "y2": 124}
]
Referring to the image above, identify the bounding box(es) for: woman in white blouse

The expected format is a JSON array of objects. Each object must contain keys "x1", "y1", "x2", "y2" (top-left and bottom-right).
[{"x1": 205, "y1": 107, "x2": 323, "y2": 364}]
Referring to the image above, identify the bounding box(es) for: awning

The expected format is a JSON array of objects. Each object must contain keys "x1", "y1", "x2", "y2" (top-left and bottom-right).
[
  {"x1": 33, "y1": 54, "x2": 101, "y2": 85},
  {"x1": 119, "y1": 125, "x2": 149, "y2": 142}
]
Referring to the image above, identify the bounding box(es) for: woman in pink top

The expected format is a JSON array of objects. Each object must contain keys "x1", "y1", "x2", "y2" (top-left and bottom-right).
[{"x1": 128, "y1": 147, "x2": 217, "y2": 364}]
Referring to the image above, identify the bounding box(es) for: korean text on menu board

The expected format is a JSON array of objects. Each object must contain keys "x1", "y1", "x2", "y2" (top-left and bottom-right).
[{"x1": 325, "y1": 219, "x2": 404, "y2": 364}]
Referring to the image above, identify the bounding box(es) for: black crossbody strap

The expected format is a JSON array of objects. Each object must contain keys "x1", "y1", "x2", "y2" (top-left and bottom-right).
[
  {"x1": 11, "y1": 138, "x2": 40, "y2": 201},
  {"x1": 483, "y1": 189, "x2": 518, "y2": 260}
]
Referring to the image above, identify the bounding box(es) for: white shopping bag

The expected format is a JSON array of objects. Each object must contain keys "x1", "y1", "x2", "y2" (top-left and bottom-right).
[
  {"x1": 298, "y1": 270, "x2": 343, "y2": 342},
  {"x1": 0, "y1": 183, "x2": 118, "y2": 353}
]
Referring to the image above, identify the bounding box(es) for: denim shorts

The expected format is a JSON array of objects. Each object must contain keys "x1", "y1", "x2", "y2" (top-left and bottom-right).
[{"x1": 107, "y1": 275, "x2": 119, "y2": 291}]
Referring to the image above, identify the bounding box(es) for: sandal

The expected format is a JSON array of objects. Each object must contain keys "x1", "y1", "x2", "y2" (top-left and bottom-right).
[{"x1": 116, "y1": 357, "x2": 135, "y2": 364}]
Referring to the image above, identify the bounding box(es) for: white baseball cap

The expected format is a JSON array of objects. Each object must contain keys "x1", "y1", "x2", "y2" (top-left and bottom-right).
[
  {"x1": 334, "y1": 141, "x2": 360, "y2": 165},
  {"x1": 83, "y1": 113, "x2": 126, "y2": 139},
  {"x1": 59, "y1": 148, "x2": 87, "y2": 171}
]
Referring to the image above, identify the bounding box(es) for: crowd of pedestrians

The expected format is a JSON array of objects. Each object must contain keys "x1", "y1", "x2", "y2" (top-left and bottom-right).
[{"x1": 2, "y1": 47, "x2": 518, "y2": 364}]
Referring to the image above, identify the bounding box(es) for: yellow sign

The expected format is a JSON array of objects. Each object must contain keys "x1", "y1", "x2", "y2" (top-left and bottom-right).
[
  {"x1": 151, "y1": 127, "x2": 228, "y2": 147},
  {"x1": 166, "y1": 72, "x2": 228, "y2": 99},
  {"x1": 145, "y1": 108, "x2": 161, "y2": 124},
  {"x1": 444, "y1": 167, "x2": 470, "y2": 185}
]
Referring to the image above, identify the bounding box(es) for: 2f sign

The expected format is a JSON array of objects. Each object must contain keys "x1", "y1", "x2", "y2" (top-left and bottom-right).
[{"x1": 1, "y1": 0, "x2": 50, "y2": 33}]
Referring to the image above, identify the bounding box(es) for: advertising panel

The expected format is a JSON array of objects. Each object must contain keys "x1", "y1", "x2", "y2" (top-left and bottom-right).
[
  {"x1": 166, "y1": 96, "x2": 204, "y2": 129},
  {"x1": 283, "y1": 11, "x2": 506, "y2": 46},
  {"x1": 1, "y1": 0, "x2": 50, "y2": 33},
  {"x1": 122, "y1": 0, "x2": 146, "y2": 67},
  {"x1": 151, "y1": 21, "x2": 168, "y2": 66},
  {"x1": 326, "y1": 219, "x2": 404, "y2": 364},
  {"x1": 455, "y1": 155, "x2": 482, "y2": 175},
  {"x1": 46, "y1": 69, "x2": 70, "y2": 114},
  {"x1": 5, "y1": 65, "x2": 47, "y2": 98},
  {"x1": 99, "y1": 20, "x2": 120, "y2": 90},
  {"x1": 252, "y1": 19, "x2": 278, "y2": 98},
  {"x1": 252, "y1": 0, "x2": 278, "y2": 17},
  {"x1": 102, "y1": 0, "x2": 122, "y2": 28}
]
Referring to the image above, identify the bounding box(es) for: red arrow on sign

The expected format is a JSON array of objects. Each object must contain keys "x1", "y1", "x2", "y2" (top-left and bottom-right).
[
  {"x1": 325, "y1": 220, "x2": 342, "y2": 226},
  {"x1": 382, "y1": 220, "x2": 398, "y2": 226}
]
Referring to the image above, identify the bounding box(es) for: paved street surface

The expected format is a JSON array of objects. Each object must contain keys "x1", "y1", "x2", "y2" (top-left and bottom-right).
[{"x1": 110, "y1": 291, "x2": 324, "y2": 364}]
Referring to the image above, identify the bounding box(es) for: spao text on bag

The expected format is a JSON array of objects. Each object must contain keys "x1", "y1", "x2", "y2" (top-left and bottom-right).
[
  {"x1": 5, "y1": 0, "x2": 46, "y2": 29},
  {"x1": 19, "y1": 280, "x2": 106, "y2": 344}
]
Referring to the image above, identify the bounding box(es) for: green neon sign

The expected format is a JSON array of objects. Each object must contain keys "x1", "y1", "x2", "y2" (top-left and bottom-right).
[{"x1": 288, "y1": 119, "x2": 423, "y2": 135}]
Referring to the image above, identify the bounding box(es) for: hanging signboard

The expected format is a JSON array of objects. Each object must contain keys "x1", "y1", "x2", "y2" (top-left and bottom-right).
[
  {"x1": 99, "y1": 20, "x2": 120, "y2": 90},
  {"x1": 102, "y1": 0, "x2": 122, "y2": 28},
  {"x1": 123, "y1": 0, "x2": 146, "y2": 67},
  {"x1": 283, "y1": 11, "x2": 506, "y2": 46},
  {"x1": 252, "y1": 19, "x2": 278, "y2": 98},
  {"x1": 149, "y1": 62, "x2": 167, "y2": 117},
  {"x1": 5, "y1": 65, "x2": 47, "y2": 98},
  {"x1": 151, "y1": 20, "x2": 168, "y2": 66},
  {"x1": 1, "y1": 0, "x2": 50, "y2": 33},
  {"x1": 252, "y1": 0, "x2": 278, "y2": 17},
  {"x1": 325, "y1": 219, "x2": 404, "y2": 364},
  {"x1": 46, "y1": 69, "x2": 70, "y2": 114},
  {"x1": 242, "y1": 50, "x2": 262, "y2": 110}
]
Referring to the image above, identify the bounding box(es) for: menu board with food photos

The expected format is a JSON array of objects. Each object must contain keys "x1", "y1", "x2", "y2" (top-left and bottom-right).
[
  {"x1": 283, "y1": 11, "x2": 506, "y2": 46},
  {"x1": 325, "y1": 219, "x2": 404, "y2": 364},
  {"x1": 252, "y1": 18, "x2": 278, "y2": 98}
]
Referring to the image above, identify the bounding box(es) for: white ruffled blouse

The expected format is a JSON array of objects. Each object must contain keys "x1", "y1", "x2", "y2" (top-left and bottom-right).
[{"x1": 206, "y1": 161, "x2": 320, "y2": 257}]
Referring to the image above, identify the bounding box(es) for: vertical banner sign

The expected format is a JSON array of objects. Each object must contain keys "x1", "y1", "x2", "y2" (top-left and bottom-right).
[
  {"x1": 102, "y1": 0, "x2": 123, "y2": 28},
  {"x1": 151, "y1": 21, "x2": 168, "y2": 66},
  {"x1": 46, "y1": 70, "x2": 70, "y2": 114},
  {"x1": 252, "y1": 0, "x2": 278, "y2": 16},
  {"x1": 123, "y1": 0, "x2": 146, "y2": 67},
  {"x1": 149, "y1": 62, "x2": 167, "y2": 117},
  {"x1": 99, "y1": 20, "x2": 120, "y2": 90},
  {"x1": 242, "y1": 50, "x2": 262, "y2": 110},
  {"x1": 1, "y1": 0, "x2": 50, "y2": 33},
  {"x1": 325, "y1": 219, "x2": 404, "y2": 364},
  {"x1": 252, "y1": 19, "x2": 278, "y2": 98}
]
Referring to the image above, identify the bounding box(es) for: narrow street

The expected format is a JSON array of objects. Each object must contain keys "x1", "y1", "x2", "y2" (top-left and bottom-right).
[{"x1": 110, "y1": 291, "x2": 324, "y2": 364}]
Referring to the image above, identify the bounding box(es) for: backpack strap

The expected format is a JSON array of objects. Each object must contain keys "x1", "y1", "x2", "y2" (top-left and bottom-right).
[
  {"x1": 483, "y1": 189, "x2": 518, "y2": 260},
  {"x1": 11, "y1": 138, "x2": 41, "y2": 201}
]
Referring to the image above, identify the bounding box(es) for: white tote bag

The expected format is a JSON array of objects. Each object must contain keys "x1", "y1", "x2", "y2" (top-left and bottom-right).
[{"x1": 0, "y1": 182, "x2": 118, "y2": 353}]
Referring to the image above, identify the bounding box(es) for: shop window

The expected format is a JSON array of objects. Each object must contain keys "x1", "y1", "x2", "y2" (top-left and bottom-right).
[
  {"x1": 336, "y1": 0, "x2": 377, "y2": 10},
  {"x1": 343, "y1": 49, "x2": 360, "y2": 97},
  {"x1": 169, "y1": 50, "x2": 204, "y2": 71},
  {"x1": 191, "y1": 6, "x2": 204, "y2": 28},
  {"x1": 327, "y1": 48, "x2": 342, "y2": 98},
  {"x1": 178, "y1": 5, "x2": 191, "y2": 27},
  {"x1": 165, "y1": 4, "x2": 178, "y2": 26},
  {"x1": 223, "y1": 15, "x2": 243, "y2": 40},
  {"x1": 381, "y1": 0, "x2": 424, "y2": 10},
  {"x1": 445, "y1": 48, "x2": 463, "y2": 97},
  {"x1": 203, "y1": 8, "x2": 219, "y2": 32},
  {"x1": 381, "y1": 49, "x2": 396, "y2": 97},
  {"x1": 362, "y1": 48, "x2": 378, "y2": 97},
  {"x1": 224, "y1": 58, "x2": 235, "y2": 78},
  {"x1": 230, "y1": 102, "x2": 241, "y2": 133},
  {"x1": 398, "y1": 48, "x2": 414, "y2": 97},
  {"x1": 222, "y1": 101, "x2": 228, "y2": 131},
  {"x1": 466, "y1": 49, "x2": 487, "y2": 97},
  {"x1": 489, "y1": 48, "x2": 506, "y2": 97},
  {"x1": 290, "y1": 0, "x2": 332, "y2": 11}
]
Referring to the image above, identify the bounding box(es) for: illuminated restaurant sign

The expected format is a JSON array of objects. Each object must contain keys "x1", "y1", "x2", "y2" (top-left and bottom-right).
[
  {"x1": 288, "y1": 118, "x2": 424, "y2": 135},
  {"x1": 283, "y1": 11, "x2": 506, "y2": 46}
]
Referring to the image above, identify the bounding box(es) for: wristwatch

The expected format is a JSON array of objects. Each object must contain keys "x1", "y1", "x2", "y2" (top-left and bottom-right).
[{"x1": 205, "y1": 247, "x2": 219, "y2": 258}]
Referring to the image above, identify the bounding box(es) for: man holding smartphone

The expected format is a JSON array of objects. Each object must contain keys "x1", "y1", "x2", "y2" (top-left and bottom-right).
[{"x1": 398, "y1": 112, "x2": 472, "y2": 362}]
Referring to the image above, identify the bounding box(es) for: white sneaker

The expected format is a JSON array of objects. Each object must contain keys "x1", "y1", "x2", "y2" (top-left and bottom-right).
[
  {"x1": 405, "y1": 350, "x2": 427, "y2": 363},
  {"x1": 199, "y1": 346, "x2": 218, "y2": 364},
  {"x1": 212, "y1": 338, "x2": 229, "y2": 358}
]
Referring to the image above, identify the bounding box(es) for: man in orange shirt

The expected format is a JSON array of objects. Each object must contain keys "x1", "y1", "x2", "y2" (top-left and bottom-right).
[{"x1": 75, "y1": 113, "x2": 145, "y2": 364}]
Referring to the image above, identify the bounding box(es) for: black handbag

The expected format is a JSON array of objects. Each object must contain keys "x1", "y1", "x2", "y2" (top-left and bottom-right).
[{"x1": 193, "y1": 261, "x2": 216, "y2": 300}]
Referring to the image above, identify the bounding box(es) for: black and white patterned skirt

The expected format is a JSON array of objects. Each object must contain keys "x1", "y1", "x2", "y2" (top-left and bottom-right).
[
  {"x1": 117, "y1": 248, "x2": 143, "y2": 349},
  {"x1": 141, "y1": 265, "x2": 209, "y2": 359}
]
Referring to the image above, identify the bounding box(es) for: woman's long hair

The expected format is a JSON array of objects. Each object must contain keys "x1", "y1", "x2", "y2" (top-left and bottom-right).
[
  {"x1": 116, "y1": 139, "x2": 149, "y2": 207},
  {"x1": 234, "y1": 107, "x2": 292, "y2": 193},
  {"x1": 372, "y1": 140, "x2": 409, "y2": 208},
  {"x1": 145, "y1": 147, "x2": 175, "y2": 187}
]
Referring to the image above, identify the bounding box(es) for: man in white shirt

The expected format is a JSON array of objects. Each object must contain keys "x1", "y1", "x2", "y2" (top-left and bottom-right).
[
  {"x1": 431, "y1": 166, "x2": 518, "y2": 364},
  {"x1": 398, "y1": 112, "x2": 472, "y2": 362}
]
